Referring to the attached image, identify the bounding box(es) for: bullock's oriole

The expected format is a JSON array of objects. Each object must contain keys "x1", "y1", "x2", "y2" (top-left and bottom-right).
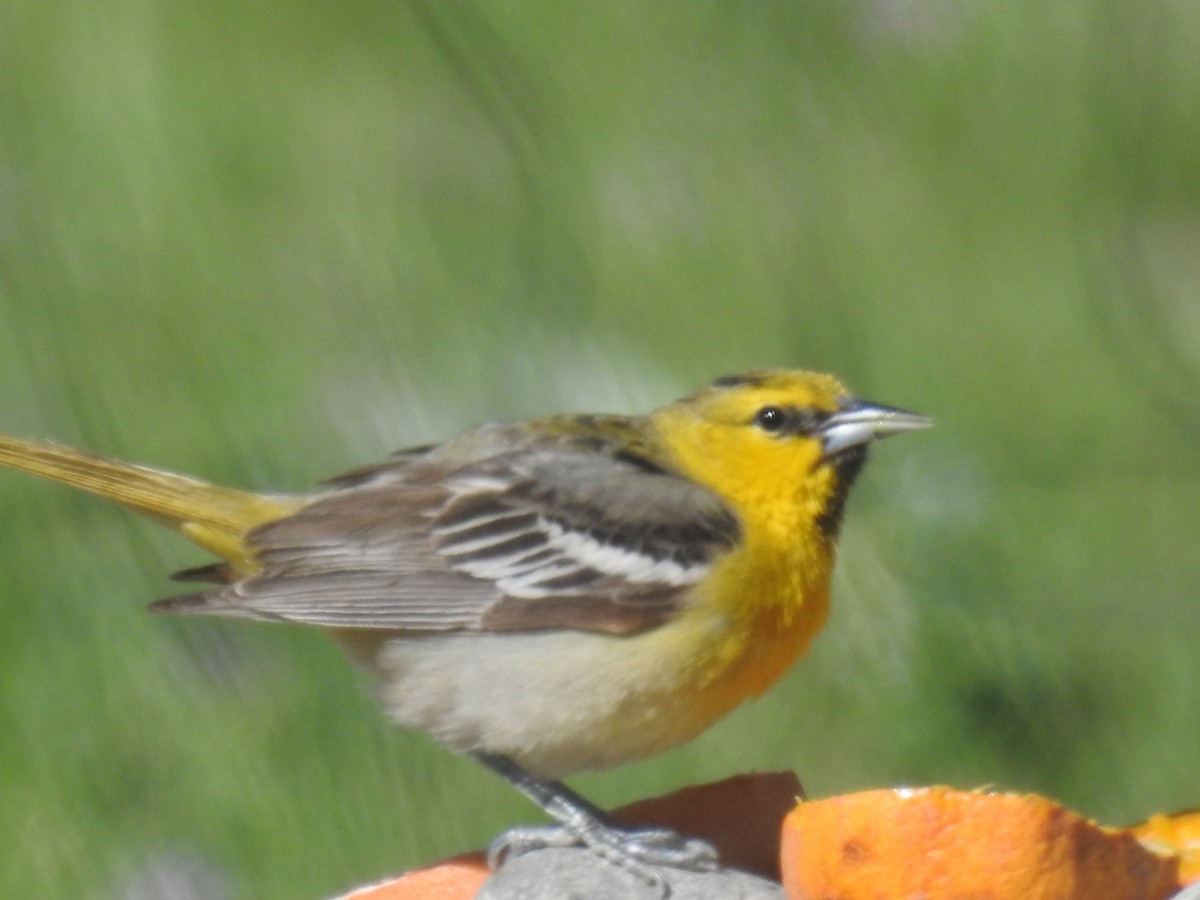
[{"x1": 0, "y1": 369, "x2": 928, "y2": 889}]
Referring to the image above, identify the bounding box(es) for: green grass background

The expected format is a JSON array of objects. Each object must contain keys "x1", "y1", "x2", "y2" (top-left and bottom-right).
[{"x1": 2, "y1": 2, "x2": 1199, "y2": 896}]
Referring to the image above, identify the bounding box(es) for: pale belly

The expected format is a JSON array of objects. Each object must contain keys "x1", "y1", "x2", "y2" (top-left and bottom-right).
[{"x1": 336, "y1": 598, "x2": 822, "y2": 779}]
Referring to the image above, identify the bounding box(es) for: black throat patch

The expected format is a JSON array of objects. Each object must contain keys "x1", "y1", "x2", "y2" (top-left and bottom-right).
[{"x1": 815, "y1": 445, "x2": 869, "y2": 540}]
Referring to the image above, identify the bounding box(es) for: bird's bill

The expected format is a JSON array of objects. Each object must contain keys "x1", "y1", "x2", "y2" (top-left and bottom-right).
[{"x1": 818, "y1": 401, "x2": 932, "y2": 459}]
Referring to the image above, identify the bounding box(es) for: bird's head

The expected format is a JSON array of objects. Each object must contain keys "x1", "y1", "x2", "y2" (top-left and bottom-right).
[{"x1": 652, "y1": 369, "x2": 930, "y2": 540}]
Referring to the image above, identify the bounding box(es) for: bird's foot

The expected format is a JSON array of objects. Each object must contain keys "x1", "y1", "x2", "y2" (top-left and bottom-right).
[
  {"x1": 488, "y1": 822, "x2": 719, "y2": 895},
  {"x1": 489, "y1": 822, "x2": 719, "y2": 870}
]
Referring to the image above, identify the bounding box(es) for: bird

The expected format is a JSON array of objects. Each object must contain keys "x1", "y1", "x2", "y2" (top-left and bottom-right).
[{"x1": 0, "y1": 369, "x2": 928, "y2": 889}]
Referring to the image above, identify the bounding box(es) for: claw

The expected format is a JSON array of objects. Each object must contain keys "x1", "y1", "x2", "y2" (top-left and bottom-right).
[
  {"x1": 486, "y1": 824, "x2": 580, "y2": 868},
  {"x1": 618, "y1": 829, "x2": 720, "y2": 871}
]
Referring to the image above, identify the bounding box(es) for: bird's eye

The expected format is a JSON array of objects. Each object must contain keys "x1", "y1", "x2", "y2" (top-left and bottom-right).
[{"x1": 754, "y1": 406, "x2": 787, "y2": 432}]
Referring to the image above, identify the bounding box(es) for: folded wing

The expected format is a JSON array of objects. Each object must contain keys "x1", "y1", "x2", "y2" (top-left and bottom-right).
[{"x1": 157, "y1": 424, "x2": 740, "y2": 636}]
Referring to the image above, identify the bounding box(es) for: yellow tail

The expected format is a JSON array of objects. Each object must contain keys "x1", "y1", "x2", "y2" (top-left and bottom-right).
[{"x1": 0, "y1": 434, "x2": 306, "y2": 573}]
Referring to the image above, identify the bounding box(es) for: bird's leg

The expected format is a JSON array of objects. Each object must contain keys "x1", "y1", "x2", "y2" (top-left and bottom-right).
[{"x1": 473, "y1": 752, "x2": 720, "y2": 885}]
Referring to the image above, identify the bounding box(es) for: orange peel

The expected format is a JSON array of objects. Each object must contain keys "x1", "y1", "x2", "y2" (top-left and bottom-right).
[
  {"x1": 1134, "y1": 809, "x2": 1200, "y2": 886},
  {"x1": 781, "y1": 786, "x2": 1179, "y2": 900}
]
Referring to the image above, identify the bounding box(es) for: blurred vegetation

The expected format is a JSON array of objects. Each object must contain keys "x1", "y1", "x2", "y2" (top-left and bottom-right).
[{"x1": 1, "y1": 1, "x2": 1198, "y2": 897}]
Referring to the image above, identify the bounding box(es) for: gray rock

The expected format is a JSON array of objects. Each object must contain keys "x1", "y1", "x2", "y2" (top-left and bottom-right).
[{"x1": 476, "y1": 848, "x2": 784, "y2": 900}]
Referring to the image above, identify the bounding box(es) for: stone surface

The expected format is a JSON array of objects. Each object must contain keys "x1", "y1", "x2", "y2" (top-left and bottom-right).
[{"x1": 476, "y1": 848, "x2": 784, "y2": 900}]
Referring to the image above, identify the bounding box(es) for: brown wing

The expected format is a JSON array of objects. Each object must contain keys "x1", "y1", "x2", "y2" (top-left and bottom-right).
[{"x1": 155, "y1": 424, "x2": 740, "y2": 636}]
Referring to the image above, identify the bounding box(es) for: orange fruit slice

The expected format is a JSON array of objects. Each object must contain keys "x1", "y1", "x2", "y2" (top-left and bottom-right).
[
  {"x1": 1134, "y1": 809, "x2": 1200, "y2": 886},
  {"x1": 329, "y1": 852, "x2": 488, "y2": 900},
  {"x1": 781, "y1": 786, "x2": 1179, "y2": 900}
]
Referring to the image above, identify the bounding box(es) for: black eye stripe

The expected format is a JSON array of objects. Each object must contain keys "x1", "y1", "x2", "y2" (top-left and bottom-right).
[{"x1": 753, "y1": 406, "x2": 824, "y2": 435}]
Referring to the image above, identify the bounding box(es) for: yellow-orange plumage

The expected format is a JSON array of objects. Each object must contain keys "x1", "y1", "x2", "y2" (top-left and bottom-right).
[{"x1": 0, "y1": 435, "x2": 303, "y2": 572}]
